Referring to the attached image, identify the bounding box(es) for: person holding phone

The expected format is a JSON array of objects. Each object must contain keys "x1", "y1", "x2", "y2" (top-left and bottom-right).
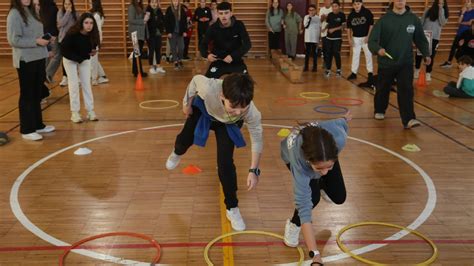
[
  {"x1": 128, "y1": 0, "x2": 148, "y2": 77},
  {"x1": 61, "y1": 13, "x2": 100, "y2": 123},
  {"x1": 7, "y1": 0, "x2": 56, "y2": 141}
]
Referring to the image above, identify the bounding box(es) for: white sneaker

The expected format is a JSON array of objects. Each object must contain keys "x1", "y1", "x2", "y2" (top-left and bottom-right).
[
  {"x1": 226, "y1": 207, "x2": 246, "y2": 231},
  {"x1": 22, "y1": 132, "x2": 43, "y2": 141},
  {"x1": 149, "y1": 67, "x2": 158, "y2": 74},
  {"x1": 59, "y1": 76, "x2": 68, "y2": 87},
  {"x1": 374, "y1": 113, "x2": 385, "y2": 120},
  {"x1": 426, "y1": 73, "x2": 431, "y2": 82},
  {"x1": 36, "y1": 125, "x2": 55, "y2": 134},
  {"x1": 165, "y1": 151, "x2": 182, "y2": 170},
  {"x1": 414, "y1": 69, "x2": 420, "y2": 79},
  {"x1": 320, "y1": 189, "x2": 334, "y2": 204},
  {"x1": 71, "y1": 112, "x2": 83, "y2": 123},
  {"x1": 156, "y1": 66, "x2": 166, "y2": 74},
  {"x1": 91, "y1": 80, "x2": 98, "y2": 86},
  {"x1": 97, "y1": 76, "x2": 109, "y2": 84},
  {"x1": 284, "y1": 219, "x2": 301, "y2": 247},
  {"x1": 87, "y1": 111, "x2": 98, "y2": 121},
  {"x1": 405, "y1": 119, "x2": 421, "y2": 129}
]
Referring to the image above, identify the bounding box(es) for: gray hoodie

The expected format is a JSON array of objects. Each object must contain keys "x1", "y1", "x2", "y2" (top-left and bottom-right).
[{"x1": 280, "y1": 118, "x2": 348, "y2": 224}]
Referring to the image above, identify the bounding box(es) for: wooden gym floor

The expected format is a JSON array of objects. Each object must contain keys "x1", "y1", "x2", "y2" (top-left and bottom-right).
[{"x1": 0, "y1": 54, "x2": 473, "y2": 265}]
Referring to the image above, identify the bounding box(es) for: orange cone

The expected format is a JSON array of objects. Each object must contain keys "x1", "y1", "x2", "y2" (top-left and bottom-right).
[
  {"x1": 416, "y1": 68, "x2": 427, "y2": 88},
  {"x1": 134, "y1": 56, "x2": 144, "y2": 91},
  {"x1": 135, "y1": 73, "x2": 144, "y2": 91}
]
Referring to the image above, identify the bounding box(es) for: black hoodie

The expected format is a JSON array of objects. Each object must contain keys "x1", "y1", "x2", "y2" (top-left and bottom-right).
[
  {"x1": 146, "y1": 6, "x2": 165, "y2": 38},
  {"x1": 199, "y1": 16, "x2": 251, "y2": 61}
]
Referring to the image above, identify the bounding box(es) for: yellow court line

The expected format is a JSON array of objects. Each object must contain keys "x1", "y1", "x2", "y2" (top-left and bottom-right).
[{"x1": 219, "y1": 185, "x2": 234, "y2": 266}]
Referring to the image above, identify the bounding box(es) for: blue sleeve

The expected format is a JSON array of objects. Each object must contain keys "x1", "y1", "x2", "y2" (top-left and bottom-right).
[{"x1": 287, "y1": 138, "x2": 314, "y2": 225}]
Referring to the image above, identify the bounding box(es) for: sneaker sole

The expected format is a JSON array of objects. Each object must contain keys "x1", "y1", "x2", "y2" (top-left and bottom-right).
[
  {"x1": 225, "y1": 214, "x2": 245, "y2": 231},
  {"x1": 283, "y1": 238, "x2": 299, "y2": 248}
]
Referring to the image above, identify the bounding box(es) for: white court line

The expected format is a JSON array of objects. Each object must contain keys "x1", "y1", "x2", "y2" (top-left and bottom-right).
[{"x1": 10, "y1": 123, "x2": 436, "y2": 265}]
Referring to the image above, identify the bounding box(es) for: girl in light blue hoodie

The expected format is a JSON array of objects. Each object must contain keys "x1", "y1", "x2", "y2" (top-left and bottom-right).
[{"x1": 280, "y1": 112, "x2": 351, "y2": 265}]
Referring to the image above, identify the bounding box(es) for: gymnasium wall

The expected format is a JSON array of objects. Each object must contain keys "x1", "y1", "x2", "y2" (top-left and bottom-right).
[{"x1": 0, "y1": 0, "x2": 465, "y2": 58}]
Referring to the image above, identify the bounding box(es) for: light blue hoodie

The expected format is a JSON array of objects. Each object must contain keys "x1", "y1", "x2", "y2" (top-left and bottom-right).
[{"x1": 280, "y1": 118, "x2": 348, "y2": 224}]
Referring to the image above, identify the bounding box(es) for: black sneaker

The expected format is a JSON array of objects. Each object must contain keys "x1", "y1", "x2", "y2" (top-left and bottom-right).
[
  {"x1": 141, "y1": 72, "x2": 148, "y2": 78},
  {"x1": 325, "y1": 70, "x2": 330, "y2": 78},
  {"x1": 440, "y1": 61, "x2": 452, "y2": 68},
  {"x1": 347, "y1": 73, "x2": 357, "y2": 80},
  {"x1": 312, "y1": 67, "x2": 317, "y2": 72},
  {"x1": 336, "y1": 69, "x2": 342, "y2": 77}
]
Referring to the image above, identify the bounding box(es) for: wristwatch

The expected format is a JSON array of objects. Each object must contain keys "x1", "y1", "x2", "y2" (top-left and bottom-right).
[
  {"x1": 248, "y1": 168, "x2": 261, "y2": 176},
  {"x1": 309, "y1": 250, "x2": 320, "y2": 258}
]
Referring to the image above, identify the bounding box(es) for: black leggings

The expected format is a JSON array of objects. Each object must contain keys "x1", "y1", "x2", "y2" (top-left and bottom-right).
[
  {"x1": 289, "y1": 160, "x2": 346, "y2": 226},
  {"x1": 447, "y1": 34, "x2": 462, "y2": 62},
  {"x1": 325, "y1": 39, "x2": 342, "y2": 70},
  {"x1": 148, "y1": 36, "x2": 162, "y2": 65},
  {"x1": 304, "y1": 42, "x2": 318, "y2": 69},
  {"x1": 17, "y1": 59, "x2": 46, "y2": 134},
  {"x1": 174, "y1": 106, "x2": 244, "y2": 209},
  {"x1": 415, "y1": 39, "x2": 439, "y2": 73}
]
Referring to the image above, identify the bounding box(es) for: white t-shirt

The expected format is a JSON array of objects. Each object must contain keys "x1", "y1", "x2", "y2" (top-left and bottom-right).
[
  {"x1": 319, "y1": 6, "x2": 332, "y2": 38},
  {"x1": 303, "y1": 15, "x2": 321, "y2": 43}
]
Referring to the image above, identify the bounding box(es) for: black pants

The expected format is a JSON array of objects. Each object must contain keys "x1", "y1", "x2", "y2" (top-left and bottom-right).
[
  {"x1": 205, "y1": 60, "x2": 248, "y2": 79},
  {"x1": 321, "y1": 37, "x2": 329, "y2": 68},
  {"x1": 289, "y1": 160, "x2": 346, "y2": 226},
  {"x1": 325, "y1": 39, "x2": 341, "y2": 71},
  {"x1": 174, "y1": 106, "x2": 244, "y2": 209},
  {"x1": 198, "y1": 25, "x2": 208, "y2": 48},
  {"x1": 17, "y1": 59, "x2": 46, "y2": 134},
  {"x1": 148, "y1": 36, "x2": 162, "y2": 65},
  {"x1": 268, "y1": 31, "x2": 281, "y2": 50},
  {"x1": 447, "y1": 34, "x2": 462, "y2": 62},
  {"x1": 415, "y1": 39, "x2": 439, "y2": 73},
  {"x1": 183, "y1": 36, "x2": 191, "y2": 58},
  {"x1": 132, "y1": 40, "x2": 145, "y2": 76},
  {"x1": 375, "y1": 64, "x2": 416, "y2": 126},
  {"x1": 304, "y1": 42, "x2": 318, "y2": 70},
  {"x1": 444, "y1": 81, "x2": 474, "y2": 98}
]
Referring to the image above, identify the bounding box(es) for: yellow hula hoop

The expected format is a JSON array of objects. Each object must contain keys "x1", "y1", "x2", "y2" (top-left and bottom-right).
[
  {"x1": 139, "y1": 100, "x2": 180, "y2": 110},
  {"x1": 203, "y1": 230, "x2": 304, "y2": 266},
  {"x1": 299, "y1": 92, "x2": 330, "y2": 100},
  {"x1": 336, "y1": 222, "x2": 438, "y2": 265}
]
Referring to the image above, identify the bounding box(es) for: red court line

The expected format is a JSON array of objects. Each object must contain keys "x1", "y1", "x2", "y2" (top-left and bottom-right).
[{"x1": 1, "y1": 239, "x2": 473, "y2": 252}]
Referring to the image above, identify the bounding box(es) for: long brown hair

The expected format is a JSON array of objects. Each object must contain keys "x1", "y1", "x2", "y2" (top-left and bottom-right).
[
  {"x1": 131, "y1": 0, "x2": 144, "y2": 14},
  {"x1": 66, "y1": 12, "x2": 101, "y2": 47},
  {"x1": 10, "y1": 0, "x2": 40, "y2": 25},
  {"x1": 61, "y1": 0, "x2": 77, "y2": 20},
  {"x1": 299, "y1": 123, "x2": 339, "y2": 163},
  {"x1": 90, "y1": 0, "x2": 105, "y2": 18},
  {"x1": 427, "y1": 0, "x2": 449, "y2": 21}
]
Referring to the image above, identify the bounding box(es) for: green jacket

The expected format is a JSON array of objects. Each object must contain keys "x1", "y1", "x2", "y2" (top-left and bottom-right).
[{"x1": 368, "y1": 9, "x2": 429, "y2": 68}]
